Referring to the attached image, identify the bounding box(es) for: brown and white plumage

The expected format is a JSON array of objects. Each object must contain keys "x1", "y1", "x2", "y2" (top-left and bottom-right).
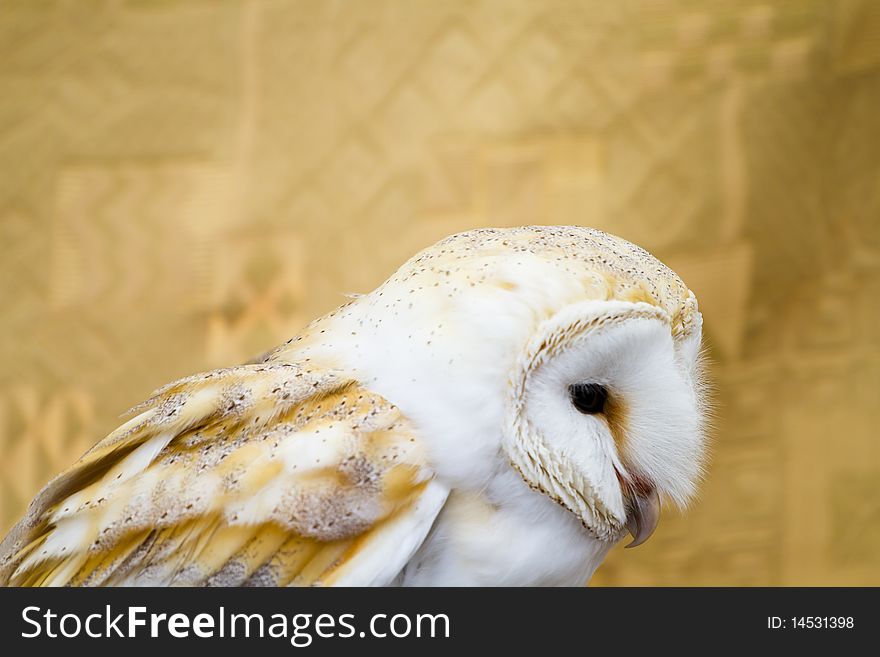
[
  {"x1": 1, "y1": 226, "x2": 707, "y2": 586},
  {"x1": 0, "y1": 362, "x2": 446, "y2": 586}
]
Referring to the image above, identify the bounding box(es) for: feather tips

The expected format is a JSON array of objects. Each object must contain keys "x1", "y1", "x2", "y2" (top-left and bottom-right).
[{"x1": 0, "y1": 361, "x2": 442, "y2": 586}]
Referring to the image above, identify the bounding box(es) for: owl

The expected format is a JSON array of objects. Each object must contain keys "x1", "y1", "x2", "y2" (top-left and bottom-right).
[{"x1": 0, "y1": 226, "x2": 707, "y2": 586}]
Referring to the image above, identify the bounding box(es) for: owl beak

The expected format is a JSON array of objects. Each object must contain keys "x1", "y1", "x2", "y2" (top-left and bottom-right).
[{"x1": 624, "y1": 486, "x2": 660, "y2": 548}]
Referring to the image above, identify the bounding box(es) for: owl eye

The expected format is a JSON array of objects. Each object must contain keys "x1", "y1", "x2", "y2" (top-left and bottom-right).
[{"x1": 568, "y1": 383, "x2": 608, "y2": 414}]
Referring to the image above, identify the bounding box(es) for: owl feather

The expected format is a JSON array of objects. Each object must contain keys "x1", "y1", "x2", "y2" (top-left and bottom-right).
[{"x1": 0, "y1": 361, "x2": 447, "y2": 586}]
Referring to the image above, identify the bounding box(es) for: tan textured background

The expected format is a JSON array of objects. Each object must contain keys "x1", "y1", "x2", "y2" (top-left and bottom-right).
[{"x1": 1, "y1": 0, "x2": 879, "y2": 585}]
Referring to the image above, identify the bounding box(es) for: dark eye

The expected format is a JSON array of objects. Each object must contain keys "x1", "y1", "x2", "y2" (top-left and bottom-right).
[{"x1": 568, "y1": 383, "x2": 608, "y2": 414}]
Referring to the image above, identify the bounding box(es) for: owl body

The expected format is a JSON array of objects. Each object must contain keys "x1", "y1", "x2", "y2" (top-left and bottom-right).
[{"x1": 0, "y1": 226, "x2": 707, "y2": 587}]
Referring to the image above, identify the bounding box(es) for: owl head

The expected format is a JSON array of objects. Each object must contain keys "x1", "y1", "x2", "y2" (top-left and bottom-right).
[{"x1": 287, "y1": 226, "x2": 709, "y2": 548}]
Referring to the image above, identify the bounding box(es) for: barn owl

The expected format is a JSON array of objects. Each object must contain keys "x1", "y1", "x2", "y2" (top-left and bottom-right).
[{"x1": 0, "y1": 226, "x2": 707, "y2": 587}]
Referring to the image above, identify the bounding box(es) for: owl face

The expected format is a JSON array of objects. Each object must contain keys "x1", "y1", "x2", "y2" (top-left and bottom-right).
[{"x1": 506, "y1": 297, "x2": 706, "y2": 545}]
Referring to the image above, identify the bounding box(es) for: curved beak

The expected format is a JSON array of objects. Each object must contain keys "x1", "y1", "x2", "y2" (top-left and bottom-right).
[{"x1": 624, "y1": 486, "x2": 661, "y2": 548}]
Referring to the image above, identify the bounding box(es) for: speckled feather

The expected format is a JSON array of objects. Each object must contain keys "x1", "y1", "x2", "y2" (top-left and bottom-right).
[
  {"x1": 270, "y1": 226, "x2": 697, "y2": 361},
  {"x1": 0, "y1": 362, "x2": 442, "y2": 586}
]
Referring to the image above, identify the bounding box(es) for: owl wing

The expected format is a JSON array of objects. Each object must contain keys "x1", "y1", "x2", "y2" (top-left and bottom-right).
[{"x1": 0, "y1": 361, "x2": 448, "y2": 586}]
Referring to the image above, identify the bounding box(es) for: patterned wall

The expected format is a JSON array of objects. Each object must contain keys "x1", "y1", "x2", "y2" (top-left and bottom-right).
[{"x1": 1, "y1": 0, "x2": 878, "y2": 585}]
